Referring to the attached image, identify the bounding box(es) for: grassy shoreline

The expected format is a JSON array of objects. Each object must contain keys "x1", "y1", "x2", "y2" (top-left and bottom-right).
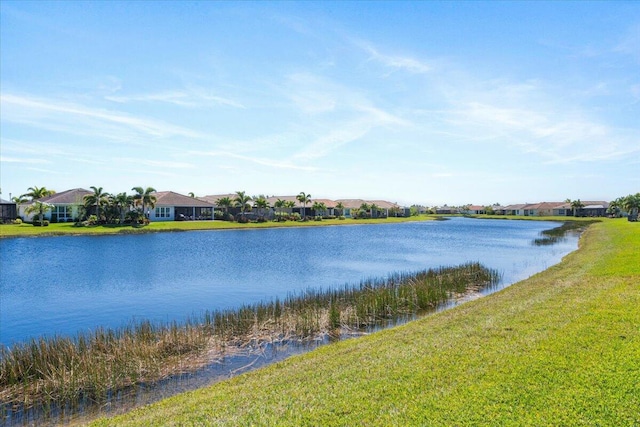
[
  {"x1": 89, "y1": 218, "x2": 639, "y2": 426},
  {"x1": 0, "y1": 214, "x2": 436, "y2": 239}
]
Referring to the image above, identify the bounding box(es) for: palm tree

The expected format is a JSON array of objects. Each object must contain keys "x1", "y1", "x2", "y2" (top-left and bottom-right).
[
  {"x1": 274, "y1": 198, "x2": 286, "y2": 220},
  {"x1": 297, "y1": 192, "x2": 311, "y2": 220},
  {"x1": 370, "y1": 203, "x2": 380, "y2": 218},
  {"x1": 335, "y1": 201, "x2": 344, "y2": 217},
  {"x1": 253, "y1": 195, "x2": 270, "y2": 219},
  {"x1": 216, "y1": 196, "x2": 233, "y2": 219},
  {"x1": 12, "y1": 195, "x2": 28, "y2": 204},
  {"x1": 622, "y1": 193, "x2": 640, "y2": 218},
  {"x1": 25, "y1": 200, "x2": 54, "y2": 225},
  {"x1": 234, "y1": 191, "x2": 252, "y2": 219},
  {"x1": 312, "y1": 201, "x2": 327, "y2": 217},
  {"x1": 285, "y1": 200, "x2": 296, "y2": 219},
  {"x1": 21, "y1": 186, "x2": 55, "y2": 201},
  {"x1": 132, "y1": 186, "x2": 157, "y2": 219},
  {"x1": 359, "y1": 202, "x2": 371, "y2": 218},
  {"x1": 84, "y1": 186, "x2": 110, "y2": 220},
  {"x1": 112, "y1": 192, "x2": 134, "y2": 223},
  {"x1": 569, "y1": 199, "x2": 584, "y2": 217}
]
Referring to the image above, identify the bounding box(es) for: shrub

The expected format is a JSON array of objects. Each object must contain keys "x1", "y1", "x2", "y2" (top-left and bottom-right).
[
  {"x1": 13, "y1": 218, "x2": 22, "y2": 224},
  {"x1": 314, "y1": 216, "x2": 323, "y2": 221},
  {"x1": 32, "y1": 220, "x2": 49, "y2": 227},
  {"x1": 338, "y1": 216, "x2": 346, "y2": 220},
  {"x1": 237, "y1": 215, "x2": 249, "y2": 224}
]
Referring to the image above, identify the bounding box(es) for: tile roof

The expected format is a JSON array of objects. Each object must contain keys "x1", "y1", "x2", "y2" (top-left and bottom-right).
[
  {"x1": 22, "y1": 188, "x2": 93, "y2": 205},
  {"x1": 153, "y1": 191, "x2": 215, "y2": 207}
]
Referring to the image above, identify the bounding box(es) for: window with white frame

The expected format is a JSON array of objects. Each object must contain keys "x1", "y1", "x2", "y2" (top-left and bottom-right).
[
  {"x1": 53, "y1": 205, "x2": 72, "y2": 221},
  {"x1": 155, "y1": 207, "x2": 170, "y2": 218}
]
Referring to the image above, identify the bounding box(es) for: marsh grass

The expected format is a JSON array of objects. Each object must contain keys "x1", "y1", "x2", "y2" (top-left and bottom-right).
[
  {"x1": 532, "y1": 220, "x2": 598, "y2": 245},
  {"x1": 88, "y1": 218, "x2": 639, "y2": 427},
  {"x1": 0, "y1": 263, "x2": 498, "y2": 415}
]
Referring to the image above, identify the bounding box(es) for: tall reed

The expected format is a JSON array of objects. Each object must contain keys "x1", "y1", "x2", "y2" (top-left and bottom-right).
[{"x1": 1, "y1": 262, "x2": 498, "y2": 412}]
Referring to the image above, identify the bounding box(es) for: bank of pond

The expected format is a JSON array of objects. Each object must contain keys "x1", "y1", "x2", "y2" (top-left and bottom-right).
[
  {"x1": 0, "y1": 217, "x2": 585, "y2": 425},
  {"x1": 2, "y1": 262, "x2": 499, "y2": 425}
]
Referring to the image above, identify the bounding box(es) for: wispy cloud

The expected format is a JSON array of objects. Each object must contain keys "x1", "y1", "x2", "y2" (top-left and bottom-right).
[
  {"x1": 191, "y1": 150, "x2": 319, "y2": 172},
  {"x1": 106, "y1": 88, "x2": 245, "y2": 109},
  {"x1": 0, "y1": 156, "x2": 50, "y2": 164},
  {"x1": 355, "y1": 40, "x2": 431, "y2": 74},
  {"x1": 1, "y1": 93, "x2": 204, "y2": 141},
  {"x1": 114, "y1": 157, "x2": 195, "y2": 169}
]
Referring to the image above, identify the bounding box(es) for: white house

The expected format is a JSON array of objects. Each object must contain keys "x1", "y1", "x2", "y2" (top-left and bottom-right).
[{"x1": 18, "y1": 188, "x2": 92, "y2": 222}]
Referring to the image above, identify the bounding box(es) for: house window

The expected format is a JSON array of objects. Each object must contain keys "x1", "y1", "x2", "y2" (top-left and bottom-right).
[
  {"x1": 155, "y1": 207, "x2": 170, "y2": 218},
  {"x1": 53, "y1": 205, "x2": 72, "y2": 221}
]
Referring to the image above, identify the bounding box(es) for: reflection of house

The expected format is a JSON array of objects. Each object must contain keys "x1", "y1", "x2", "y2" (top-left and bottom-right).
[
  {"x1": 150, "y1": 191, "x2": 214, "y2": 221},
  {"x1": 19, "y1": 188, "x2": 91, "y2": 222},
  {"x1": 1, "y1": 198, "x2": 17, "y2": 223}
]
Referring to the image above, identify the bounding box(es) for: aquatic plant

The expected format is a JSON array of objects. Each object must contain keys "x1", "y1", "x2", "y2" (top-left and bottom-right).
[{"x1": 0, "y1": 263, "x2": 498, "y2": 415}]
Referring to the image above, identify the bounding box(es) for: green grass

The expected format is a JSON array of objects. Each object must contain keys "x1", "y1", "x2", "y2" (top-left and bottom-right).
[
  {"x1": 89, "y1": 218, "x2": 640, "y2": 426},
  {"x1": 0, "y1": 263, "x2": 497, "y2": 413},
  {"x1": 0, "y1": 215, "x2": 434, "y2": 238}
]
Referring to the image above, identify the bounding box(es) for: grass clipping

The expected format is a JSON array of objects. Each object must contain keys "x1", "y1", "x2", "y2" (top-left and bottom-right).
[{"x1": 0, "y1": 262, "x2": 498, "y2": 410}]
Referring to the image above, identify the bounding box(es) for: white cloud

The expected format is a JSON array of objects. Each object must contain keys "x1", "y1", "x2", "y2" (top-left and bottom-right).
[
  {"x1": 190, "y1": 150, "x2": 319, "y2": 172},
  {"x1": 106, "y1": 87, "x2": 245, "y2": 109},
  {"x1": 1, "y1": 93, "x2": 204, "y2": 141},
  {"x1": 356, "y1": 41, "x2": 431, "y2": 74},
  {"x1": 0, "y1": 156, "x2": 50, "y2": 164},
  {"x1": 114, "y1": 157, "x2": 195, "y2": 169}
]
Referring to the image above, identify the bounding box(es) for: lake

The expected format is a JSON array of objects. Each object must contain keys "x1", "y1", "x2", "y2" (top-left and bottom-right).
[{"x1": 0, "y1": 217, "x2": 579, "y2": 347}]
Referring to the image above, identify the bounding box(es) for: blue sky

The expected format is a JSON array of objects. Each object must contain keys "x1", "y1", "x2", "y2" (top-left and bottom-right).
[{"x1": 1, "y1": 1, "x2": 638, "y2": 206}]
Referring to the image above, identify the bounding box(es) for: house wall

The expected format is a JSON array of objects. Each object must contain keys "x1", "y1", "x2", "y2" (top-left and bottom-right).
[
  {"x1": 20, "y1": 204, "x2": 85, "y2": 222},
  {"x1": 150, "y1": 206, "x2": 175, "y2": 221}
]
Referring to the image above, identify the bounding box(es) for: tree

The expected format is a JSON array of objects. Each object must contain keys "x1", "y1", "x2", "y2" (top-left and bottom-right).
[
  {"x1": 621, "y1": 193, "x2": 640, "y2": 217},
  {"x1": 234, "y1": 191, "x2": 252, "y2": 219},
  {"x1": 370, "y1": 203, "x2": 380, "y2": 218},
  {"x1": 21, "y1": 186, "x2": 55, "y2": 201},
  {"x1": 274, "y1": 198, "x2": 286, "y2": 219},
  {"x1": 216, "y1": 196, "x2": 233, "y2": 218},
  {"x1": 132, "y1": 187, "x2": 157, "y2": 219},
  {"x1": 84, "y1": 186, "x2": 110, "y2": 220},
  {"x1": 296, "y1": 192, "x2": 311, "y2": 220},
  {"x1": 253, "y1": 195, "x2": 270, "y2": 219},
  {"x1": 312, "y1": 201, "x2": 327, "y2": 217},
  {"x1": 359, "y1": 202, "x2": 371, "y2": 218},
  {"x1": 112, "y1": 192, "x2": 134, "y2": 223},
  {"x1": 12, "y1": 195, "x2": 28, "y2": 204},
  {"x1": 607, "y1": 197, "x2": 623, "y2": 217},
  {"x1": 335, "y1": 201, "x2": 345, "y2": 217},
  {"x1": 569, "y1": 199, "x2": 585, "y2": 217},
  {"x1": 25, "y1": 200, "x2": 54, "y2": 225}
]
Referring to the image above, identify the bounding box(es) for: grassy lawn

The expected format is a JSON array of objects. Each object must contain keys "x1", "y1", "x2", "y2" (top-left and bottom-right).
[
  {"x1": 0, "y1": 215, "x2": 434, "y2": 238},
  {"x1": 90, "y1": 218, "x2": 639, "y2": 426}
]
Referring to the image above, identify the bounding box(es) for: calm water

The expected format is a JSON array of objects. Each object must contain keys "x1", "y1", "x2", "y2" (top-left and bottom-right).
[{"x1": 0, "y1": 217, "x2": 578, "y2": 347}]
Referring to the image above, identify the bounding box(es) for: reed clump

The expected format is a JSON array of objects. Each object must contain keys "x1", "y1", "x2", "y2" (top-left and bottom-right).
[
  {"x1": 532, "y1": 220, "x2": 597, "y2": 245},
  {"x1": 1, "y1": 262, "x2": 498, "y2": 413}
]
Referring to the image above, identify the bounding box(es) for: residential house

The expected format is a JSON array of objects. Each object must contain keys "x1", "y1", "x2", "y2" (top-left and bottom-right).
[
  {"x1": 19, "y1": 188, "x2": 92, "y2": 222},
  {"x1": 553, "y1": 201, "x2": 609, "y2": 217},
  {"x1": 465, "y1": 205, "x2": 486, "y2": 215},
  {"x1": 150, "y1": 191, "x2": 214, "y2": 221},
  {"x1": 0, "y1": 198, "x2": 17, "y2": 223}
]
